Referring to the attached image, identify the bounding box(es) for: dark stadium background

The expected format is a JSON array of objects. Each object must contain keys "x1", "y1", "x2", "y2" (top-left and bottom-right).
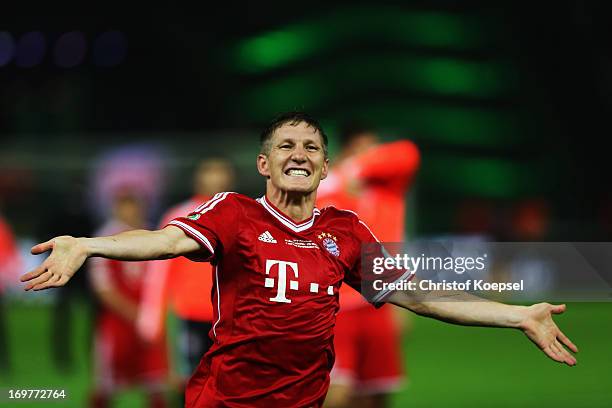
[{"x1": 1, "y1": 2, "x2": 611, "y2": 407}]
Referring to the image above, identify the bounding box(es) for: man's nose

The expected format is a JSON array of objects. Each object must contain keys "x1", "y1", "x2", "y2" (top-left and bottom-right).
[{"x1": 290, "y1": 146, "x2": 307, "y2": 162}]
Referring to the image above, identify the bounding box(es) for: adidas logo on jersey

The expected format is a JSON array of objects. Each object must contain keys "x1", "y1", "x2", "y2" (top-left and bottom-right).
[{"x1": 258, "y1": 231, "x2": 277, "y2": 243}]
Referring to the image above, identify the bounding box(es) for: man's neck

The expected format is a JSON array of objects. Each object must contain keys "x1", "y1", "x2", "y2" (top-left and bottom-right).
[{"x1": 266, "y1": 188, "x2": 316, "y2": 223}]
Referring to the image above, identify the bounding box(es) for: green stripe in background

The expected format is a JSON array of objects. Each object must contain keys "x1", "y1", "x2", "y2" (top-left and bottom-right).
[{"x1": 232, "y1": 7, "x2": 489, "y2": 73}]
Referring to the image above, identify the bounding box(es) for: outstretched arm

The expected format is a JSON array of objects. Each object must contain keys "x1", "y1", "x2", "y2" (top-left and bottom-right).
[
  {"x1": 388, "y1": 290, "x2": 578, "y2": 366},
  {"x1": 20, "y1": 225, "x2": 200, "y2": 291}
]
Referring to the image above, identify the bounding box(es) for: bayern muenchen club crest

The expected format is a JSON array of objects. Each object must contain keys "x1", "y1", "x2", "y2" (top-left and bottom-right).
[{"x1": 318, "y1": 232, "x2": 340, "y2": 257}]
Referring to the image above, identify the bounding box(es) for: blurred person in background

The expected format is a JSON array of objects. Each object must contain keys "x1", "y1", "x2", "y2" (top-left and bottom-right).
[
  {"x1": 89, "y1": 190, "x2": 168, "y2": 408},
  {"x1": 506, "y1": 199, "x2": 555, "y2": 298},
  {"x1": 0, "y1": 213, "x2": 24, "y2": 374},
  {"x1": 138, "y1": 158, "x2": 235, "y2": 405},
  {"x1": 317, "y1": 123, "x2": 420, "y2": 408}
]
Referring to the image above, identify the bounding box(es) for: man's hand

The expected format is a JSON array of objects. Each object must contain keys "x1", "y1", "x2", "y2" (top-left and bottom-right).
[
  {"x1": 389, "y1": 289, "x2": 579, "y2": 367},
  {"x1": 520, "y1": 303, "x2": 578, "y2": 366},
  {"x1": 20, "y1": 236, "x2": 88, "y2": 291},
  {"x1": 20, "y1": 226, "x2": 202, "y2": 292}
]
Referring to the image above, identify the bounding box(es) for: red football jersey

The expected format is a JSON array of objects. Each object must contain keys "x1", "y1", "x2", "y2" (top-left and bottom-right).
[{"x1": 168, "y1": 192, "x2": 404, "y2": 407}]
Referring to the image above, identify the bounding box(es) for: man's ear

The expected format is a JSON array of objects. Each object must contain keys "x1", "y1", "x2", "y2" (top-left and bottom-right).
[
  {"x1": 257, "y1": 154, "x2": 270, "y2": 178},
  {"x1": 320, "y1": 158, "x2": 329, "y2": 180}
]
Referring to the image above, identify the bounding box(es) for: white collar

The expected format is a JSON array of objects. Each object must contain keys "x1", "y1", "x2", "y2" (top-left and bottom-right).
[{"x1": 257, "y1": 196, "x2": 320, "y2": 232}]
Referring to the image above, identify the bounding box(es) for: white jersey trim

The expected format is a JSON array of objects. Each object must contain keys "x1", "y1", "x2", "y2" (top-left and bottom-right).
[
  {"x1": 168, "y1": 220, "x2": 215, "y2": 255},
  {"x1": 358, "y1": 220, "x2": 381, "y2": 243},
  {"x1": 193, "y1": 192, "x2": 221, "y2": 212},
  {"x1": 335, "y1": 208, "x2": 414, "y2": 304},
  {"x1": 212, "y1": 264, "x2": 221, "y2": 338},
  {"x1": 257, "y1": 196, "x2": 320, "y2": 232},
  {"x1": 371, "y1": 269, "x2": 415, "y2": 304},
  {"x1": 194, "y1": 191, "x2": 235, "y2": 214}
]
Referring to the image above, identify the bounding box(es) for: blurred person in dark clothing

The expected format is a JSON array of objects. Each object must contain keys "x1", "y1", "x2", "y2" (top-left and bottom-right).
[{"x1": 42, "y1": 182, "x2": 95, "y2": 373}]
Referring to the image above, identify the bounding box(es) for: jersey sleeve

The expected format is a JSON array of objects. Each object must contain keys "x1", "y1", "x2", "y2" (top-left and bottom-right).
[
  {"x1": 344, "y1": 215, "x2": 413, "y2": 307},
  {"x1": 166, "y1": 192, "x2": 239, "y2": 262}
]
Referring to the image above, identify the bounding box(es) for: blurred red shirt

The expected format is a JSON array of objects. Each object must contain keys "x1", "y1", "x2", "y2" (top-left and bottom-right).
[
  {"x1": 317, "y1": 140, "x2": 420, "y2": 309},
  {"x1": 0, "y1": 216, "x2": 23, "y2": 293}
]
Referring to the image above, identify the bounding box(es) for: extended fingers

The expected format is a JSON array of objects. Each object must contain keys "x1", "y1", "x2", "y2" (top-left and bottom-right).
[
  {"x1": 543, "y1": 344, "x2": 564, "y2": 363},
  {"x1": 543, "y1": 342, "x2": 575, "y2": 366},
  {"x1": 557, "y1": 329, "x2": 578, "y2": 353},
  {"x1": 552, "y1": 340, "x2": 577, "y2": 366},
  {"x1": 20, "y1": 264, "x2": 47, "y2": 282},
  {"x1": 32, "y1": 273, "x2": 68, "y2": 291},
  {"x1": 24, "y1": 271, "x2": 52, "y2": 291},
  {"x1": 33, "y1": 273, "x2": 62, "y2": 291}
]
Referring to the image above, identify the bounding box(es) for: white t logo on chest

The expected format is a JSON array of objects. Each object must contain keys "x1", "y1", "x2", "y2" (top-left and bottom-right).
[{"x1": 265, "y1": 260, "x2": 299, "y2": 303}]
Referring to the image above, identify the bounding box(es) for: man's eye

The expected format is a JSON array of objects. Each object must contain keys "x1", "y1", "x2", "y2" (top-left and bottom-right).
[
  {"x1": 280, "y1": 144, "x2": 292, "y2": 149},
  {"x1": 306, "y1": 145, "x2": 319, "y2": 151}
]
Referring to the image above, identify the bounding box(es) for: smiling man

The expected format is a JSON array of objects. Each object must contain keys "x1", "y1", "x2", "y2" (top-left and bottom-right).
[{"x1": 21, "y1": 112, "x2": 578, "y2": 407}]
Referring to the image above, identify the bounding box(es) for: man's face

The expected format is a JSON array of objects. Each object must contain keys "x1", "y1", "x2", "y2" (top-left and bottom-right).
[
  {"x1": 113, "y1": 194, "x2": 145, "y2": 227},
  {"x1": 195, "y1": 159, "x2": 235, "y2": 196},
  {"x1": 257, "y1": 121, "x2": 328, "y2": 196}
]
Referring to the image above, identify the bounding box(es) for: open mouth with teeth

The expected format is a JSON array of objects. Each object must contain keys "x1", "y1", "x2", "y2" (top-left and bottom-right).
[{"x1": 285, "y1": 168, "x2": 311, "y2": 177}]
